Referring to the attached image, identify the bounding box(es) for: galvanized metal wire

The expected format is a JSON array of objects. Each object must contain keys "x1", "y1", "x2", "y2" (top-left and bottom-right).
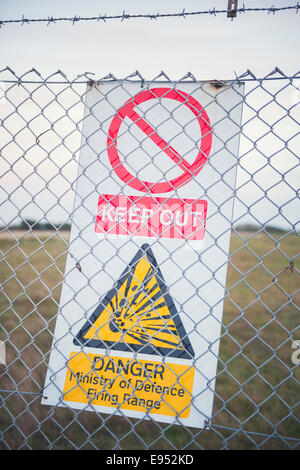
[
  {"x1": 0, "y1": 68, "x2": 299, "y2": 450},
  {"x1": 0, "y1": 4, "x2": 300, "y2": 27}
]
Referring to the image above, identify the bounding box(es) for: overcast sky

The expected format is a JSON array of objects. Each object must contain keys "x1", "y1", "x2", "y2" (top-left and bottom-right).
[{"x1": 0, "y1": 1, "x2": 299, "y2": 230}]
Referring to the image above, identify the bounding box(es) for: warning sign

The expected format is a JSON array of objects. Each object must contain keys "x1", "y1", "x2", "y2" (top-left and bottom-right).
[
  {"x1": 63, "y1": 352, "x2": 194, "y2": 418},
  {"x1": 42, "y1": 80, "x2": 244, "y2": 428},
  {"x1": 95, "y1": 195, "x2": 207, "y2": 240},
  {"x1": 74, "y1": 244, "x2": 194, "y2": 359},
  {"x1": 107, "y1": 87, "x2": 212, "y2": 193}
]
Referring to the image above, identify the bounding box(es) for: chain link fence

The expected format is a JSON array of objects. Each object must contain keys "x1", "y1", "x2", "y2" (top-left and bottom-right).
[{"x1": 0, "y1": 68, "x2": 299, "y2": 450}]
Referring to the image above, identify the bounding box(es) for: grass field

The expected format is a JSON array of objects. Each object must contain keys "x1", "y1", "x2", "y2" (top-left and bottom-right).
[{"x1": 0, "y1": 229, "x2": 299, "y2": 449}]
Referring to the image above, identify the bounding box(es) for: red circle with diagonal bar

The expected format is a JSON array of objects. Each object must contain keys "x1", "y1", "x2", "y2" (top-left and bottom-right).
[{"x1": 107, "y1": 87, "x2": 212, "y2": 193}]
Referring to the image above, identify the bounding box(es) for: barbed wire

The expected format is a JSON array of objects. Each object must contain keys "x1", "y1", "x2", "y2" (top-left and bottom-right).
[{"x1": 0, "y1": 4, "x2": 300, "y2": 27}]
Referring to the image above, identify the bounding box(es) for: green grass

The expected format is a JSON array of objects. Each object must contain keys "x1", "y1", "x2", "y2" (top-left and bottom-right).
[{"x1": 0, "y1": 230, "x2": 299, "y2": 449}]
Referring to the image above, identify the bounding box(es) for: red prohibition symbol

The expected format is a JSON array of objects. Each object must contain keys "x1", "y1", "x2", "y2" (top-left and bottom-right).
[{"x1": 107, "y1": 88, "x2": 212, "y2": 193}]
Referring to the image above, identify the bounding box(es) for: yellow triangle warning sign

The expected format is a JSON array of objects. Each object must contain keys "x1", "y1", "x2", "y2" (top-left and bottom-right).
[{"x1": 74, "y1": 244, "x2": 194, "y2": 359}]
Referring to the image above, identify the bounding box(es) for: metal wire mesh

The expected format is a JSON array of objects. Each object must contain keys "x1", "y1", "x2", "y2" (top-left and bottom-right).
[{"x1": 0, "y1": 68, "x2": 299, "y2": 450}]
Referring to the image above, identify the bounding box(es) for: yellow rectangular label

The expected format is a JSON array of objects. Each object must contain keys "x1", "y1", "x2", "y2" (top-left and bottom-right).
[{"x1": 63, "y1": 352, "x2": 195, "y2": 418}]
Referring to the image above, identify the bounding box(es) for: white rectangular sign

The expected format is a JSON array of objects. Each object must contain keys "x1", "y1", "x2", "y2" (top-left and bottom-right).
[{"x1": 42, "y1": 80, "x2": 244, "y2": 428}]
